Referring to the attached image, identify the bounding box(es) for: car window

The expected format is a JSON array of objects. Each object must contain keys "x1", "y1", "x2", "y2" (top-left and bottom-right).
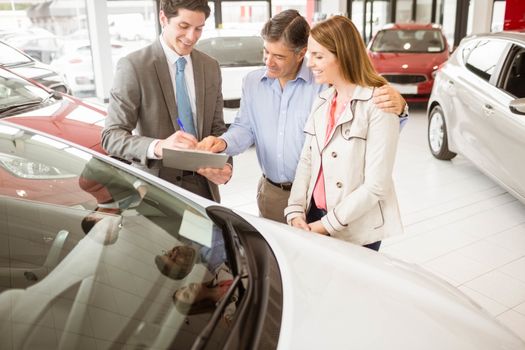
[
  {"x1": 0, "y1": 42, "x2": 33, "y2": 66},
  {"x1": 196, "y1": 36, "x2": 264, "y2": 67},
  {"x1": 461, "y1": 40, "x2": 478, "y2": 63},
  {"x1": 0, "y1": 125, "x2": 239, "y2": 349},
  {"x1": 501, "y1": 46, "x2": 525, "y2": 98},
  {"x1": 0, "y1": 69, "x2": 50, "y2": 114},
  {"x1": 464, "y1": 39, "x2": 507, "y2": 81},
  {"x1": 370, "y1": 29, "x2": 445, "y2": 53}
]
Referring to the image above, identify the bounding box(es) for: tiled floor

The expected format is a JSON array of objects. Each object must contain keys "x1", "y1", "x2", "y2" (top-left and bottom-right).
[{"x1": 219, "y1": 106, "x2": 525, "y2": 341}]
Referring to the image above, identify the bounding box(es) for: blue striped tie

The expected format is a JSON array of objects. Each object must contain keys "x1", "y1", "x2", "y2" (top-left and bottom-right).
[{"x1": 175, "y1": 57, "x2": 196, "y2": 136}]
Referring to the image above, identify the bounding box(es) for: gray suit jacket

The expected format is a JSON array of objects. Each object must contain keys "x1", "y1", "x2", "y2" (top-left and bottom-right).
[{"x1": 102, "y1": 39, "x2": 227, "y2": 202}]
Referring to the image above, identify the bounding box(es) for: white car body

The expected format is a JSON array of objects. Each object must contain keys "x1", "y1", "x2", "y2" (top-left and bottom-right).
[
  {"x1": 427, "y1": 31, "x2": 525, "y2": 204},
  {"x1": 0, "y1": 121, "x2": 523, "y2": 349},
  {"x1": 242, "y1": 214, "x2": 524, "y2": 349}
]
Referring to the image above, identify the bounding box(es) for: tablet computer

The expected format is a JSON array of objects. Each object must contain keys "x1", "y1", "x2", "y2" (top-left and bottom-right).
[{"x1": 162, "y1": 148, "x2": 228, "y2": 171}]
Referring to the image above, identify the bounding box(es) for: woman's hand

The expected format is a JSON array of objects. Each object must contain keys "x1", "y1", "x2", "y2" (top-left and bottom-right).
[
  {"x1": 291, "y1": 217, "x2": 310, "y2": 231},
  {"x1": 309, "y1": 220, "x2": 329, "y2": 235}
]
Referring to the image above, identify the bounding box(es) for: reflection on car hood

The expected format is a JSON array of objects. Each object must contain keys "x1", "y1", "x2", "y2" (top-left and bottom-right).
[
  {"x1": 9, "y1": 65, "x2": 59, "y2": 80},
  {"x1": 234, "y1": 212, "x2": 525, "y2": 350},
  {"x1": 370, "y1": 52, "x2": 448, "y2": 73},
  {"x1": 5, "y1": 96, "x2": 106, "y2": 153}
]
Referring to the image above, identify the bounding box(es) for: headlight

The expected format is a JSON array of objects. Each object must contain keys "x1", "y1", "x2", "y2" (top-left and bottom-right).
[
  {"x1": 431, "y1": 65, "x2": 439, "y2": 78},
  {"x1": 0, "y1": 154, "x2": 75, "y2": 179}
]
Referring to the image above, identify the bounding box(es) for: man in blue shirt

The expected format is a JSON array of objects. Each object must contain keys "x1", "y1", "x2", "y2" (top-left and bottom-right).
[{"x1": 199, "y1": 10, "x2": 407, "y2": 223}]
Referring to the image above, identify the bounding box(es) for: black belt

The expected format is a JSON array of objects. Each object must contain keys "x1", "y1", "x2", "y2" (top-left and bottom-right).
[
  {"x1": 182, "y1": 170, "x2": 198, "y2": 176},
  {"x1": 263, "y1": 174, "x2": 293, "y2": 191}
]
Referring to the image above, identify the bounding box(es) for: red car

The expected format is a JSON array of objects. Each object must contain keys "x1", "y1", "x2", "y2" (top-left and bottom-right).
[
  {"x1": 0, "y1": 66, "x2": 105, "y2": 152},
  {"x1": 368, "y1": 23, "x2": 450, "y2": 103},
  {"x1": 0, "y1": 66, "x2": 106, "y2": 204}
]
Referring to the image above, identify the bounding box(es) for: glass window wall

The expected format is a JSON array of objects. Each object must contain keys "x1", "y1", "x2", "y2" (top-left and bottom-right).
[
  {"x1": 415, "y1": 0, "x2": 432, "y2": 23},
  {"x1": 396, "y1": 0, "x2": 413, "y2": 23}
]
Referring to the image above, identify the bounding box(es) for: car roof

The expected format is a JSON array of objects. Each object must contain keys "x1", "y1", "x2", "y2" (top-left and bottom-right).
[
  {"x1": 468, "y1": 31, "x2": 525, "y2": 44},
  {"x1": 381, "y1": 23, "x2": 441, "y2": 31}
]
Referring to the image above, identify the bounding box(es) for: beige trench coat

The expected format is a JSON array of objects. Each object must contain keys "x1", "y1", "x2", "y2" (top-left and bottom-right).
[{"x1": 285, "y1": 86, "x2": 404, "y2": 245}]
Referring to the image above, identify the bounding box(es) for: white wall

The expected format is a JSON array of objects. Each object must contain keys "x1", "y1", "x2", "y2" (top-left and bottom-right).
[
  {"x1": 320, "y1": 0, "x2": 347, "y2": 16},
  {"x1": 469, "y1": 0, "x2": 493, "y2": 34}
]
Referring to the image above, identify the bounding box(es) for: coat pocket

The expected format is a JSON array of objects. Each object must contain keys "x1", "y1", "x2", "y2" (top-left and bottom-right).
[{"x1": 348, "y1": 202, "x2": 385, "y2": 233}]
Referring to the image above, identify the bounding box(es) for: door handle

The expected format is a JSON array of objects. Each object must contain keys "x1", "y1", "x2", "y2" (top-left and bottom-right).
[{"x1": 482, "y1": 104, "x2": 494, "y2": 117}]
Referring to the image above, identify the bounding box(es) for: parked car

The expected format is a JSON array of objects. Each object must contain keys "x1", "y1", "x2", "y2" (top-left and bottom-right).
[
  {"x1": 196, "y1": 30, "x2": 264, "y2": 124},
  {"x1": 427, "y1": 31, "x2": 525, "y2": 203},
  {"x1": 0, "y1": 121, "x2": 524, "y2": 349},
  {"x1": 50, "y1": 40, "x2": 139, "y2": 97},
  {"x1": 368, "y1": 23, "x2": 449, "y2": 103},
  {"x1": 0, "y1": 66, "x2": 105, "y2": 153},
  {"x1": 0, "y1": 27, "x2": 63, "y2": 64},
  {"x1": 0, "y1": 40, "x2": 71, "y2": 93}
]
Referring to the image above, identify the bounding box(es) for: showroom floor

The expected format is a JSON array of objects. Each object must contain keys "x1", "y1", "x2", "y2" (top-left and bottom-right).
[{"x1": 219, "y1": 105, "x2": 525, "y2": 340}]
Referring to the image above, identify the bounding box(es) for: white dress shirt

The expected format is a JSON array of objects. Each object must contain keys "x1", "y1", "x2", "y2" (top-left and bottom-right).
[{"x1": 147, "y1": 34, "x2": 198, "y2": 159}]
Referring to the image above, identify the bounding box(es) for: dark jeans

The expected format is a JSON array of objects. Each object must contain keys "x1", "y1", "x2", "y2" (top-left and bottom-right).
[{"x1": 306, "y1": 198, "x2": 382, "y2": 252}]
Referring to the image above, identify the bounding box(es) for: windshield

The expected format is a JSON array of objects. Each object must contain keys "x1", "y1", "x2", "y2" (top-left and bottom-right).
[
  {"x1": 0, "y1": 68, "x2": 50, "y2": 115},
  {"x1": 0, "y1": 123, "x2": 238, "y2": 349},
  {"x1": 371, "y1": 29, "x2": 445, "y2": 53},
  {"x1": 0, "y1": 41, "x2": 33, "y2": 66},
  {"x1": 196, "y1": 36, "x2": 264, "y2": 67}
]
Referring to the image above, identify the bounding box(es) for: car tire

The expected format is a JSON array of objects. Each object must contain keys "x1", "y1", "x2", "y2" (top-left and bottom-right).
[{"x1": 428, "y1": 105, "x2": 456, "y2": 160}]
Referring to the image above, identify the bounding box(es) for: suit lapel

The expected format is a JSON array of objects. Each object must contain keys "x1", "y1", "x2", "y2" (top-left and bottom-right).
[
  {"x1": 191, "y1": 51, "x2": 205, "y2": 139},
  {"x1": 152, "y1": 40, "x2": 179, "y2": 131}
]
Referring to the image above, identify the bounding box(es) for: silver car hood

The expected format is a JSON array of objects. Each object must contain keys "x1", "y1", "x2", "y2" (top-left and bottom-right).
[{"x1": 233, "y1": 211, "x2": 525, "y2": 350}]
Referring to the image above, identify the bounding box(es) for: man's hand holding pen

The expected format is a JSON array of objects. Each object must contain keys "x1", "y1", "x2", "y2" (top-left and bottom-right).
[
  {"x1": 153, "y1": 130, "x2": 233, "y2": 185},
  {"x1": 154, "y1": 131, "x2": 198, "y2": 158}
]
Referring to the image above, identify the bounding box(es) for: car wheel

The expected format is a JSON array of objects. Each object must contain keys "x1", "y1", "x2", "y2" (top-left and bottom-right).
[{"x1": 428, "y1": 105, "x2": 456, "y2": 160}]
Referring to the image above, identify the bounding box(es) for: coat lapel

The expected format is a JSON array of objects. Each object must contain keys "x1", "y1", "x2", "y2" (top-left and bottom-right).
[
  {"x1": 152, "y1": 40, "x2": 179, "y2": 130},
  {"x1": 314, "y1": 87, "x2": 335, "y2": 153},
  {"x1": 191, "y1": 51, "x2": 205, "y2": 139}
]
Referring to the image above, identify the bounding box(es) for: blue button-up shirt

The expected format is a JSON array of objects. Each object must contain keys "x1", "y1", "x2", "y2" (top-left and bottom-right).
[{"x1": 221, "y1": 60, "x2": 325, "y2": 184}]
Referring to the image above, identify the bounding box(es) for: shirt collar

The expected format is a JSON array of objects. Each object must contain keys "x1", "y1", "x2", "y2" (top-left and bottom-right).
[{"x1": 159, "y1": 34, "x2": 191, "y2": 66}]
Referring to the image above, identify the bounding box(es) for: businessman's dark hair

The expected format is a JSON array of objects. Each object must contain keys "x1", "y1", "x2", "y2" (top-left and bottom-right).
[
  {"x1": 261, "y1": 9, "x2": 310, "y2": 52},
  {"x1": 160, "y1": 0, "x2": 211, "y2": 19}
]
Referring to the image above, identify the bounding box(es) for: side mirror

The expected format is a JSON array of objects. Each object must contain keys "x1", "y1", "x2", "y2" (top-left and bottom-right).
[{"x1": 509, "y1": 98, "x2": 525, "y2": 115}]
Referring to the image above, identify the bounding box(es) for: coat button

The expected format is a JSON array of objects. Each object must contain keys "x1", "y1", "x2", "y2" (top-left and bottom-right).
[
  {"x1": 176, "y1": 176, "x2": 182, "y2": 181},
  {"x1": 331, "y1": 151, "x2": 337, "y2": 158},
  {"x1": 345, "y1": 130, "x2": 350, "y2": 136},
  {"x1": 336, "y1": 182, "x2": 343, "y2": 188}
]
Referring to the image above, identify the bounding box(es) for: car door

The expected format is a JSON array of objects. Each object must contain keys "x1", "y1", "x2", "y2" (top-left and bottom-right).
[
  {"x1": 450, "y1": 39, "x2": 509, "y2": 172},
  {"x1": 478, "y1": 43, "x2": 525, "y2": 198}
]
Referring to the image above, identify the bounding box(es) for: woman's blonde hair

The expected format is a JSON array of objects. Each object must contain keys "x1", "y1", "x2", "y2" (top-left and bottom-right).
[{"x1": 310, "y1": 15, "x2": 386, "y2": 87}]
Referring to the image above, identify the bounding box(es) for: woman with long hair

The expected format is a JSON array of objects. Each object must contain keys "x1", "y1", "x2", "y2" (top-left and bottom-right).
[{"x1": 284, "y1": 16, "x2": 403, "y2": 251}]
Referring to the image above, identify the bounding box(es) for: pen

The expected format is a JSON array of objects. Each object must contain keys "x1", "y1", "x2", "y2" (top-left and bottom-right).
[{"x1": 177, "y1": 118, "x2": 186, "y2": 132}]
